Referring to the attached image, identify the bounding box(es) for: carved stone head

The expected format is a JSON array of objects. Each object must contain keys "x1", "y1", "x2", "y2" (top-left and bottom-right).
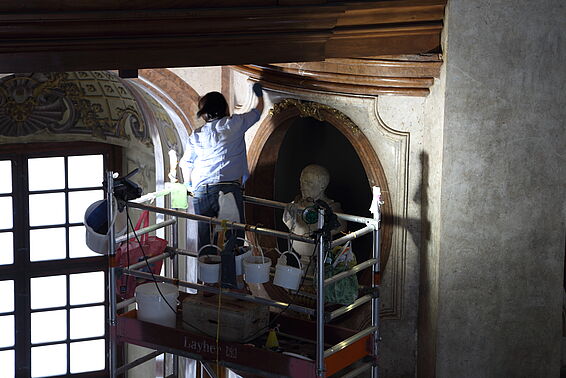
[{"x1": 299, "y1": 164, "x2": 330, "y2": 201}]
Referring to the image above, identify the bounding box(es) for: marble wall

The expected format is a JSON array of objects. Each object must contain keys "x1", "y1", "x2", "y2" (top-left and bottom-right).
[{"x1": 431, "y1": 1, "x2": 566, "y2": 377}]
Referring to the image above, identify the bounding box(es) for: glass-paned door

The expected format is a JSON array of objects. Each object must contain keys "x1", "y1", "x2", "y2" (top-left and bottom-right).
[{"x1": 0, "y1": 142, "x2": 120, "y2": 377}]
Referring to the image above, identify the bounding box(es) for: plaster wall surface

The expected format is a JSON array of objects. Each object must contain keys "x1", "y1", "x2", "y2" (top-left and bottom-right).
[
  {"x1": 437, "y1": 0, "x2": 566, "y2": 376},
  {"x1": 169, "y1": 66, "x2": 221, "y2": 98},
  {"x1": 377, "y1": 95, "x2": 426, "y2": 375},
  {"x1": 418, "y1": 59, "x2": 447, "y2": 377},
  {"x1": 228, "y1": 68, "x2": 428, "y2": 376}
]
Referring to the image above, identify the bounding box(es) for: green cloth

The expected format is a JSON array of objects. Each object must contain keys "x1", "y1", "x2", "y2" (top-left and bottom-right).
[
  {"x1": 322, "y1": 245, "x2": 359, "y2": 306},
  {"x1": 169, "y1": 183, "x2": 188, "y2": 209}
]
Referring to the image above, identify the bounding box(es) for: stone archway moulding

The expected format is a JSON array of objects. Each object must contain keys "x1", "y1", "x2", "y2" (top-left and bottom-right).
[
  {"x1": 137, "y1": 68, "x2": 200, "y2": 134},
  {"x1": 132, "y1": 68, "x2": 202, "y2": 185},
  {"x1": 246, "y1": 98, "x2": 394, "y2": 275}
]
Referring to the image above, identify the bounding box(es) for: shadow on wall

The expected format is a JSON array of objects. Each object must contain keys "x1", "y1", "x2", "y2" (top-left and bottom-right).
[{"x1": 416, "y1": 151, "x2": 435, "y2": 378}]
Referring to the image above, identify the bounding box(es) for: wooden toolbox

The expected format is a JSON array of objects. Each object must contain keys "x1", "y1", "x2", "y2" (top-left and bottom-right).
[{"x1": 182, "y1": 293, "x2": 269, "y2": 343}]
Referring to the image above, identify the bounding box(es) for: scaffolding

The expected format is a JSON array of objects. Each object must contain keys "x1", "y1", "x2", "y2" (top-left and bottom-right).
[{"x1": 105, "y1": 171, "x2": 383, "y2": 377}]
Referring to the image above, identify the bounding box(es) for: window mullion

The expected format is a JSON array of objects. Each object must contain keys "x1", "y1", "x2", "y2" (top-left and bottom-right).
[
  {"x1": 66, "y1": 273, "x2": 71, "y2": 375},
  {"x1": 64, "y1": 156, "x2": 70, "y2": 261},
  {"x1": 13, "y1": 153, "x2": 31, "y2": 377}
]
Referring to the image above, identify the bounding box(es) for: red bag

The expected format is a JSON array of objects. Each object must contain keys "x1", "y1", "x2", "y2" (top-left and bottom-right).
[{"x1": 115, "y1": 210, "x2": 168, "y2": 300}]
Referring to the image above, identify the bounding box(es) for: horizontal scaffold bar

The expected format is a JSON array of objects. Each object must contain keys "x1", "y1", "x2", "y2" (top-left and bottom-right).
[
  {"x1": 327, "y1": 294, "x2": 373, "y2": 321},
  {"x1": 330, "y1": 224, "x2": 375, "y2": 248},
  {"x1": 122, "y1": 268, "x2": 316, "y2": 316},
  {"x1": 324, "y1": 326, "x2": 378, "y2": 358},
  {"x1": 116, "y1": 350, "x2": 162, "y2": 375},
  {"x1": 115, "y1": 219, "x2": 176, "y2": 244},
  {"x1": 340, "y1": 362, "x2": 373, "y2": 378},
  {"x1": 243, "y1": 195, "x2": 378, "y2": 226},
  {"x1": 324, "y1": 258, "x2": 378, "y2": 287},
  {"x1": 116, "y1": 297, "x2": 136, "y2": 311},
  {"x1": 127, "y1": 202, "x2": 315, "y2": 244}
]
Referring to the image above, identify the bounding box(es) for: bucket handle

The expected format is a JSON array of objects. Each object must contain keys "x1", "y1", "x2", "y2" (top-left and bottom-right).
[
  {"x1": 236, "y1": 237, "x2": 254, "y2": 247},
  {"x1": 237, "y1": 237, "x2": 265, "y2": 263},
  {"x1": 279, "y1": 251, "x2": 302, "y2": 270},
  {"x1": 236, "y1": 237, "x2": 256, "y2": 257},
  {"x1": 197, "y1": 244, "x2": 223, "y2": 256}
]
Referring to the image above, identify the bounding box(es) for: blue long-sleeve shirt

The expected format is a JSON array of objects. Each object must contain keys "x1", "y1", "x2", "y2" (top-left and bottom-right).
[{"x1": 180, "y1": 109, "x2": 261, "y2": 190}]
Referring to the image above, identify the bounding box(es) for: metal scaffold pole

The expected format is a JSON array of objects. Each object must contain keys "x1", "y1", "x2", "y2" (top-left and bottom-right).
[
  {"x1": 106, "y1": 171, "x2": 118, "y2": 378},
  {"x1": 316, "y1": 208, "x2": 326, "y2": 377},
  {"x1": 371, "y1": 187, "x2": 382, "y2": 378},
  {"x1": 171, "y1": 215, "x2": 179, "y2": 377}
]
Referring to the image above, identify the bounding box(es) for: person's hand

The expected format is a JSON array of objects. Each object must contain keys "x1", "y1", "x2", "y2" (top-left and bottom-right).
[
  {"x1": 168, "y1": 171, "x2": 178, "y2": 183},
  {"x1": 252, "y1": 82, "x2": 263, "y2": 97}
]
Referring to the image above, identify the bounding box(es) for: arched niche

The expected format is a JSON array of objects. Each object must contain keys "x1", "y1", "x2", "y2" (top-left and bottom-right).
[{"x1": 246, "y1": 98, "x2": 393, "y2": 270}]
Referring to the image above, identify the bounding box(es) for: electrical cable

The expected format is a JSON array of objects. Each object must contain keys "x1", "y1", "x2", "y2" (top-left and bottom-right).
[
  {"x1": 215, "y1": 222, "x2": 228, "y2": 372},
  {"x1": 123, "y1": 209, "x2": 131, "y2": 301},
  {"x1": 216, "y1": 281, "x2": 222, "y2": 373},
  {"x1": 240, "y1": 238, "x2": 319, "y2": 344},
  {"x1": 123, "y1": 204, "x2": 205, "y2": 336},
  {"x1": 120, "y1": 204, "x2": 326, "y2": 349}
]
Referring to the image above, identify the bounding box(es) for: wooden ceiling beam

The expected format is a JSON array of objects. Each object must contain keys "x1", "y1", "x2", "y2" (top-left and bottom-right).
[
  {"x1": 0, "y1": 0, "x2": 446, "y2": 74},
  {"x1": 336, "y1": 0, "x2": 446, "y2": 26}
]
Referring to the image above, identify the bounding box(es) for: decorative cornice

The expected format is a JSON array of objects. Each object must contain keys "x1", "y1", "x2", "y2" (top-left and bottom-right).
[
  {"x1": 270, "y1": 99, "x2": 360, "y2": 135},
  {"x1": 0, "y1": 0, "x2": 446, "y2": 73},
  {"x1": 234, "y1": 54, "x2": 441, "y2": 96}
]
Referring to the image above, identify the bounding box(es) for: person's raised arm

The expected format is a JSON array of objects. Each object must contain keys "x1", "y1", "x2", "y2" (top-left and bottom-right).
[{"x1": 179, "y1": 142, "x2": 196, "y2": 189}]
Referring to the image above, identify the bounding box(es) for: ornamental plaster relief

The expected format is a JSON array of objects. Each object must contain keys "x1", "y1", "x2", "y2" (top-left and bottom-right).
[{"x1": 0, "y1": 72, "x2": 151, "y2": 147}]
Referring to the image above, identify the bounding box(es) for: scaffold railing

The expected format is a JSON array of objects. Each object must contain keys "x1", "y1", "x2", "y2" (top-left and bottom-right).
[{"x1": 105, "y1": 171, "x2": 382, "y2": 378}]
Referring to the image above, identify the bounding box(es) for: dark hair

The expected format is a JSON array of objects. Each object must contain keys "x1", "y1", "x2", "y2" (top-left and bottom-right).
[{"x1": 197, "y1": 92, "x2": 229, "y2": 121}]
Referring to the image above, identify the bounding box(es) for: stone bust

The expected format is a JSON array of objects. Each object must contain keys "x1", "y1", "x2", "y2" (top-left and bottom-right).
[{"x1": 283, "y1": 164, "x2": 346, "y2": 263}]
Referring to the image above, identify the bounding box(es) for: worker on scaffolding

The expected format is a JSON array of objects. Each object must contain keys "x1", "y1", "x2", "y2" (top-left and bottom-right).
[{"x1": 180, "y1": 83, "x2": 264, "y2": 256}]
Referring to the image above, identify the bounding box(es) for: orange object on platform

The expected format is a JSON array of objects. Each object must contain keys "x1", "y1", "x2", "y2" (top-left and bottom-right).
[{"x1": 325, "y1": 335, "x2": 371, "y2": 376}]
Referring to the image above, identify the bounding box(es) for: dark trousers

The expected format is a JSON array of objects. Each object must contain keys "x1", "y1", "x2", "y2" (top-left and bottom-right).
[{"x1": 192, "y1": 182, "x2": 245, "y2": 256}]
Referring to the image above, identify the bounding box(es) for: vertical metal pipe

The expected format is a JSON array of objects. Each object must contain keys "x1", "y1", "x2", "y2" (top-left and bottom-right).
[
  {"x1": 172, "y1": 216, "x2": 179, "y2": 282},
  {"x1": 316, "y1": 208, "x2": 326, "y2": 377},
  {"x1": 371, "y1": 188, "x2": 382, "y2": 378},
  {"x1": 172, "y1": 216, "x2": 179, "y2": 377},
  {"x1": 162, "y1": 197, "x2": 170, "y2": 378},
  {"x1": 106, "y1": 172, "x2": 117, "y2": 378}
]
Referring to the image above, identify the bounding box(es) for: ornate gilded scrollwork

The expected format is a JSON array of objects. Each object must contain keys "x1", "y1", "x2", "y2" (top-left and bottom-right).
[
  {"x1": 270, "y1": 98, "x2": 360, "y2": 135},
  {"x1": 0, "y1": 72, "x2": 150, "y2": 144}
]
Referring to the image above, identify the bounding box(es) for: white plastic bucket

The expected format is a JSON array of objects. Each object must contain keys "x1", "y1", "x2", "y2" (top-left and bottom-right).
[
  {"x1": 84, "y1": 199, "x2": 126, "y2": 254},
  {"x1": 235, "y1": 238, "x2": 253, "y2": 276},
  {"x1": 197, "y1": 244, "x2": 222, "y2": 283},
  {"x1": 135, "y1": 282, "x2": 178, "y2": 327},
  {"x1": 235, "y1": 248, "x2": 252, "y2": 276},
  {"x1": 243, "y1": 246, "x2": 271, "y2": 284},
  {"x1": 273, "y1": 251, "x2": 303, "y2": 291}
]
